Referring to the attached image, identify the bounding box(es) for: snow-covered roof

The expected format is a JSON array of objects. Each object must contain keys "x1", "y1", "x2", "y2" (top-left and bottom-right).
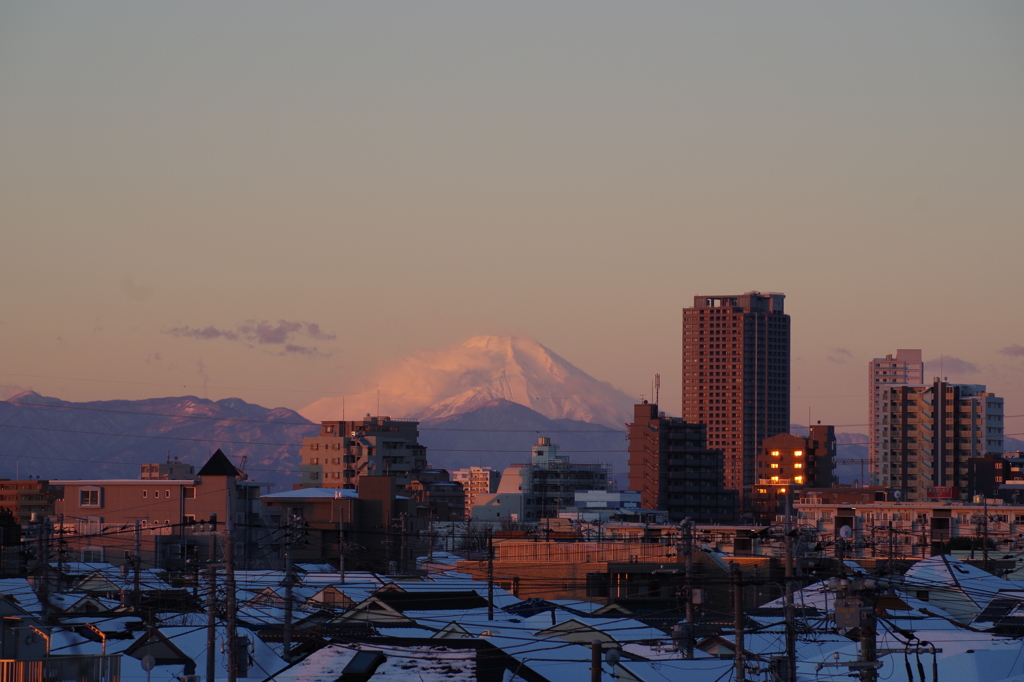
[
  {"x1": 272, "y1": 643, "x2": 476, "y2": 682},
  {"x1": 262, "y1": 487, "x2": 358, "y2": 500}
]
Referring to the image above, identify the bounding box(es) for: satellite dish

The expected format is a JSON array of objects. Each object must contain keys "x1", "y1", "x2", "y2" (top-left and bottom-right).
[
  {"x1": 140, "y1": 655, "x2": 156, "y2": 672},
  {"x1": 894, "y1": 491, "x2": 902, "y2": 501},
  {"x1": 839, "y1": 525, "x2": 853, "y2": 539}
]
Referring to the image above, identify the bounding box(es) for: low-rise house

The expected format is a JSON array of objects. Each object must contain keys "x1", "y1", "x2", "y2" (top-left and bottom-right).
[{"x1": 52, "y1": 450, "x2": 272, "y2": 570}]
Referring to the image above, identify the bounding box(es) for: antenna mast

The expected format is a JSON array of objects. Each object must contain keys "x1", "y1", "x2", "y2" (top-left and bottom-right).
[{"x1": 654, "y1": 374, "x2": 661, "y2": 405}]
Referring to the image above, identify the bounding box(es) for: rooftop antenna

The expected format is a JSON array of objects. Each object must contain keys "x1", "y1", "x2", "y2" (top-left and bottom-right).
[{"x1": 654, "y1": 374, "x2": 661, "y2": 405}]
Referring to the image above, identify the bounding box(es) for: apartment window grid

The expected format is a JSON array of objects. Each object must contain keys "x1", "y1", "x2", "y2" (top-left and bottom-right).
[{"x1": 682, "y1": 293, "x2": 790, "y2": 491}]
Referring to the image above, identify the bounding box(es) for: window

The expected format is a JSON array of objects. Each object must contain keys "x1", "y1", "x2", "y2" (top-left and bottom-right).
[
  {"x1": 165, "y1": 490, "x2": 171, "y2": 498},
  {"x1": 184, "y1": 487, "x2": 196, "y2": 499},
  {"x1": 80, "y1": 488, "x2": 101, "y2": 508},
  {"x1": 154, "y1": 490, "x2": 160, "y2": 499},
  {"x1": 142, "y1": 490, "x2": 148, "y2": 498},
  {"x1": 770, "y1": 463, "x2": 780, "y2": 469},
  {"x1": 82, "y1": 547, "x2": 104, "y2": 563},
  {"x1": 184, "y1": 514, "x2": 196, "y2": 524},
  {"x1": 794, "y1": 450, "x2": 803, "y2": 457},
  {"x1": 794, "y1": 463, "x2": 803, "y2": 469}
]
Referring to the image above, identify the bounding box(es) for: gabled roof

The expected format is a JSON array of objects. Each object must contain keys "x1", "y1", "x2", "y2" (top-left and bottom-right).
[{"x1": 197, "y1": 449, "x2": 240, "y2": 477}]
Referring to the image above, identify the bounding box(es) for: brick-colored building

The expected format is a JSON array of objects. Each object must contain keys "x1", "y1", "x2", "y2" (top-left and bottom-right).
[
  {"x1": 682, "y1": 292, "x2": 790, "y2": 494},
  {"x1": 627, "y1": 402, "x2": 735, "y2": 523},
  {"x1": 52, "y1": 450, "x2": 269, "y2": 570},
  {"x1": 0, "y1": 479, "x2": 60, "y2": 527},
  {"x1": 752, "y1": 426, "x2": 836, "y2": 523},
  {"x1": 298, "y1": 416, "x2": 428, "y2": 494}
]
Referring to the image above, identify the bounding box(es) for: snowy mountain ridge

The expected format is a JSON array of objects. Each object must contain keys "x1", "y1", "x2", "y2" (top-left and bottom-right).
[{"x1": 300, "y1": 335, "x2": 635, "y2": 429}]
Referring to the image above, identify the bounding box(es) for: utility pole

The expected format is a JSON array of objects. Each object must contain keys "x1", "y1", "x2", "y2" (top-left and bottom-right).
[
  {"x1": 784, "y1": 491, "x2": 797, "y2": 682},
  {"x1": 282, "y1": 518, "x2": 295, "y2": 663},
  {"x1": 37, "y1": 519, "x2": 49, "y2": 624},
  {"x1": 732, "y1": 563, "x2": 745, "y2": 682},
  {"x1": 133, "y1": 520, "x2": 142, "y2": 609},
  {"x1": 858, "y1": 586, "x2": 878, "y2": 682},
  {"x1": 487, "y1": 529, "x2": 495, "y2": 621},
  {"x1": 983, "y1": 496, "x2": 991, "y2": 573},
  {"x1": 206, "y1": 530, "x2": 218, "y2": 682},
  {"x1": 225, "y1": 522, "x2": 238, "y2": 682},
  {"x1": 591, "y1": 639, "x2": 602, "y2": 682},
  {"x1": 681, "y1": 518, "x2": 695, "y2": 659}
]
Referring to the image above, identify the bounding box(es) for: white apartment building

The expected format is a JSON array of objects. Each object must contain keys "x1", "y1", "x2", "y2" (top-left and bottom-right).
[
  {"x1": 869, "y1": 349, "x2": 924, "y2": 485},
  {"x1": 879, "y1": 378, "x2": 1003, "y2": 501},
  {"x1": 451, "y1": 467, "x2": 501, "y2": 519}
]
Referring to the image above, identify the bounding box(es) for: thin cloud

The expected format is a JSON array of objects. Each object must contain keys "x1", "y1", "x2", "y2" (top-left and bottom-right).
[
  {"x1": 827, "y1": 347, "x2": 854, "y2": 365},
  {"x1": 120, "y1": 273, "x2": 154, "y2": 301},
  {"x1": 999, "y1": 344, "x2": 1024, "y2": 358},
  {"x1": 282, "y1": 344, "x2": 329, "y2": 357},
  {"x1": 163, "y1": 319, "x2": 335, "y2": 358},
  {"x1": 165, "y1": 325, "x2": 239, "y2": 341},
  {"x1": 925, "y1": 356, "x2": 979, "y2": 375}
]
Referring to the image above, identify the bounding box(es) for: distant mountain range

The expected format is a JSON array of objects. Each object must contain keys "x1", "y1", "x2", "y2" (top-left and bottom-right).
[
  {"x1": 0, "y1": 391, "x2": 317, "y2": 483},
  {"x1": 5, "y1": 334, "x2": 1016, "y2": 488}
]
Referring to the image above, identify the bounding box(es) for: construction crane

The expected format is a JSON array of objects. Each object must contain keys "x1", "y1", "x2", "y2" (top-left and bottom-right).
[{"x1": 834, "y1": 458, "x2": 868, "y2": 486}]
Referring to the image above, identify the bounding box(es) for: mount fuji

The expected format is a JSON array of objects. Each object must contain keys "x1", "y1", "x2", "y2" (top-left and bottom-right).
[{"x1": 300, "y1": 336, "x2": 636, "y2": 429}]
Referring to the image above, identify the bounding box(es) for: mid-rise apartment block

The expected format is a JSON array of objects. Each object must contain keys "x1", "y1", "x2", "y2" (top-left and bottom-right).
[
  {"x1": 471, "y1": 437, "x2": 609, "y2": 522},
  {"x1": 880, "y1": 379, "x2": 1004, "y2": 501},
  {"x1": 868, "y1": 350, "x2": 924, "y2": 485},
  {"x1": 452, "y1": 467, "x2": 501, "y2": 518},
  {"x1": 627, "y1": 402, "x2": 736, "y2": 523},
  {"x1": 682, "y1": 292, "x2": 790, "y2": 492},
  {"x1": 298, "y1": 415, "x2": 428, "y2": 494},
  {"x1": 752, "y1": 426, "x2": 836, "y2": 523}
]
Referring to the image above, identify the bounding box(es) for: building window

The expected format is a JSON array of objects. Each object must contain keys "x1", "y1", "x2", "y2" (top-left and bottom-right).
[
  {"x1": 154, "y1": 490, "x2": 160, "y2": 499},
  {"x1": 184, "y1": 487, "x2": 196, "y2": 499},
  {"x1": 142, "y1": 490, "x2": 148, "y2": 498},
  {"x1": 80, "y1": 488, "x2": 101, "y2": 508},
  {"x1": 165, "y1": 490, "x2": 171, "y2": 498},
  {"x1": 82, "y1": 547, "x2": 104, "y2": 563}
]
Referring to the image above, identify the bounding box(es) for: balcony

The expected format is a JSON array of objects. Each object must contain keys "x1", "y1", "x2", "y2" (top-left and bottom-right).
[{"x1": 0, "y1": 655, "x2": 120, "y2": 682}]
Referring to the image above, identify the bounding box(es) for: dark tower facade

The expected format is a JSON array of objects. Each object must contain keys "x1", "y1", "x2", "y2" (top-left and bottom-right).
[
  {"x1": 627, "y1": 402, "x2": 735, "y2": 523},
  {"x1": 682, "y1": 292, "x2": 791, "y2": 494}
]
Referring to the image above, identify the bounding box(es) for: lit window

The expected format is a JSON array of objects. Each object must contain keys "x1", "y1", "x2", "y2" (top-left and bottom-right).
[
  {"x1": 794, "y1": 463, "x2": 803, "y2": 469},
  {"x1": 757, "y1": 488, "x2": 767, "y2": 494},
  {"x1": 771, "y1": 451, "x2": 780, "y2": 457},
  {"x1": 779, "y1": 488, "x2": 787, "y2": 494},
  {"x1": 794, "y1": 476, "x2": 804, "y2": 484},
  {"x1": 794, "y1": 450, "x2": 803, "y2": 457},
  {"x1": 770, "y1": 476, "x2": 779, "y2": 483},
  {"x1": 770, "y1": 463, "x2": 780, "y2": 469}
]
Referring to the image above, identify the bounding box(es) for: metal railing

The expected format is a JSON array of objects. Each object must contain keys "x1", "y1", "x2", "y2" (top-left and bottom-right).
[{"x1": 0, "y1": 654, "x2": 120, "y2": 682}]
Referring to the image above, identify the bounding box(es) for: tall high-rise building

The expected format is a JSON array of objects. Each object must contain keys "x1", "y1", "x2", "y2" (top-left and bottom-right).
[
  {"x1": 868, "y1": 350, "x2": 924, "y2": 485},
  {"x1": 682, "y1": 292, "x2": 790, "y2": 491},
  {"x1": 880, "y1": 379, "x2": 1003, "y2": 501}
]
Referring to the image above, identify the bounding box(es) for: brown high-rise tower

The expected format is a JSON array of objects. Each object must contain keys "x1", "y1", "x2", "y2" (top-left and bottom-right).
[{"x1": 682, "y1": 292, "x2": 790, "y2": 492}]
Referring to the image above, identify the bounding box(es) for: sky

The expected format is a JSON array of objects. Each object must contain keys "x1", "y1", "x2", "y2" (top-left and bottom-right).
[{"x1": 2, "y1": 2, "x2": 1023, "y2": 436}]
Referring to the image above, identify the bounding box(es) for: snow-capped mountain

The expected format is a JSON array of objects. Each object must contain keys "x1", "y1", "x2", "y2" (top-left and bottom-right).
[{"x1": 300, "y1": 335, "x2": 635, "y2": 429}]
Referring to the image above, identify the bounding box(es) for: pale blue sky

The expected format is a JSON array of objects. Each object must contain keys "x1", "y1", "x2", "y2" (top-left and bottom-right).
[{"x1": 2, "y1": 2, "x2": 1022, "y2": 432}]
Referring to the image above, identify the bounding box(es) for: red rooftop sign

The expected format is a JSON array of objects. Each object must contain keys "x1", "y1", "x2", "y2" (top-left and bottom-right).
[{"x1": 926, "y1": 486, "x2": 958, "y2": 499}]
